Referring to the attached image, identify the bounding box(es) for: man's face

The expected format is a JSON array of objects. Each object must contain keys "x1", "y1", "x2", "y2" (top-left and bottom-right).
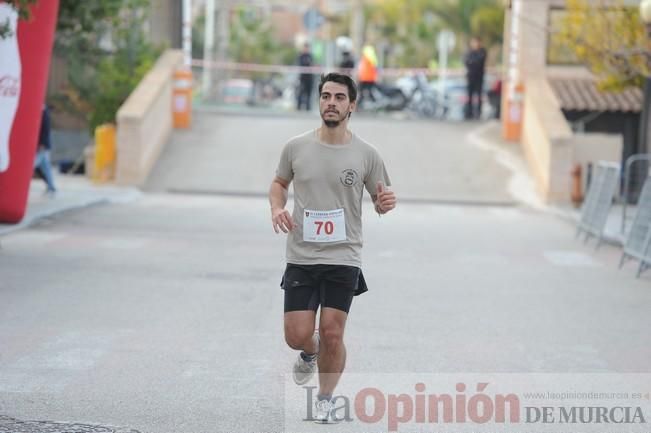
[
  {"x1": 470, "y1": 38, "x2": 480, "y2": 50},
  {"x1": 319, "y1": 81, "x2": 355, "y2": 128}
]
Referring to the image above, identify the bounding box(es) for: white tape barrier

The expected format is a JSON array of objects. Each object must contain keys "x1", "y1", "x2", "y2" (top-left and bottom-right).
[{"x1": 190, "y1": 58, "x2": 491, "y2": 78}]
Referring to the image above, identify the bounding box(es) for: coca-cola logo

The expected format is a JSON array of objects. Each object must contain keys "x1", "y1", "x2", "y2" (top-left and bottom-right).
[{"x1": 0, "y1": 75, "x2": 20, "y2": 98}]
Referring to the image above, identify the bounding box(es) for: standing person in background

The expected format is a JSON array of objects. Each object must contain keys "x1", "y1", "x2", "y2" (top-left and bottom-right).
[
  {"x1": 296, "y1": 42, "x2": 314, "y2": 111},
  {"x1": 34, "y1": 104, "x2": 56, "y2": 196},
  {"x1": 339, "y1": 51, "x2": 355, "y2": 70},
  {"x1": 487, "y1": 79, "x2": 502, "y2": 119},
  {"x1": 463, "y1": 36, "x2": 487, "y2": 120}
]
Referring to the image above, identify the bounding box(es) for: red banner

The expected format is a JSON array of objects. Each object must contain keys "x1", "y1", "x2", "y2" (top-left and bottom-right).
[{"x1": 0, "y1": 0, "x2": 59, "y2": 223}]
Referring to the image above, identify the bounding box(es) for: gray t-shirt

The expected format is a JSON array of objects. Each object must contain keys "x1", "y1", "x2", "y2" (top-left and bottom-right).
[{"x1": 276, "y1": 129, "x2": 391, "y2": 267}]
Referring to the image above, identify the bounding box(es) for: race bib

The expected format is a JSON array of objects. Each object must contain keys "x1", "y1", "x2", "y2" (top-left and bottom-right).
[{"x1": 303, "y1": 208, "x2": 346, "y2": 242}]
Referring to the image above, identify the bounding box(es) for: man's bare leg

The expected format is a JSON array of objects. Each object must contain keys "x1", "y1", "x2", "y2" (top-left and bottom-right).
[
  {"x1": 317, "y1": 307, "x2": 348, "y2": 397},
  {"x1": 284, "y1": 310, "x2": 317, "y2": 353}
]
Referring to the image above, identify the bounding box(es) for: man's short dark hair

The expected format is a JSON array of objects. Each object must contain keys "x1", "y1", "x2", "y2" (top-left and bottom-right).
[{"x1": 318, "y1": 72, "x2": 357, "y2": 102}]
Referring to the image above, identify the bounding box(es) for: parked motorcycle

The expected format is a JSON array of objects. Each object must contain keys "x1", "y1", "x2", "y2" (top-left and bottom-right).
[
  {"x1": 357, "y1": 82, "x2": 408, "y2": 112},
  {"x1": 396, "y1": 73, "x2": 448, "y2": 119}
]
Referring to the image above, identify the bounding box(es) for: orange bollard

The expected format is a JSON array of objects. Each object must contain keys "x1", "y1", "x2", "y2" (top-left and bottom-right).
[
  {"x1": 173, "y1": 68, "x2": 193, "y2": 128},
  {"x1": 94, "y1": 124, "x2": 116, "y2": 182},
  {"x1": 503, "y1": 82, "x2": 524, "y2": 142}
]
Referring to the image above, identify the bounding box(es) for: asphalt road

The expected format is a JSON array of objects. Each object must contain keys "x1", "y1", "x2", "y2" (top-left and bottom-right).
[
  {"x1": 145, "y1": 112, "x2": 514, "y2": 205},
  {"x1": 1, "y1": 114, "x2": 650, "y2": 433}
]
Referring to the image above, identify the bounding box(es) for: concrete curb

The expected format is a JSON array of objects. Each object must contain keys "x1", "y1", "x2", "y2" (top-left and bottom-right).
[
  {"x1": 0, "y1": 178, "x2": 142, "y2": 237},
  {"x1": 0, "y1": 197, "x2": 107, "y2": 237},
  {"x1": 467, "y1": 121, "x2": 625, "y2": 247}
]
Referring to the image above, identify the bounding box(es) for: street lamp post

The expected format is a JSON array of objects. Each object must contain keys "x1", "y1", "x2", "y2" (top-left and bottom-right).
[{"x1": 640, "y1": 0, "x2": 651, "y2": 156}]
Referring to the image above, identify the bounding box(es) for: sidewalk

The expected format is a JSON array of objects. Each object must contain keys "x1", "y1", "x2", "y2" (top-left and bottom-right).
[
  {"x1": 471, "y1": 120, "x2": 630, "y2": 246},
  {"x1": 0, "y1": 176, "x2": 141, "y2": 237}
]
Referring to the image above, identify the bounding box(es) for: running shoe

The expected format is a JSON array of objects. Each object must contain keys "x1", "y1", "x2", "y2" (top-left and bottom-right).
[
  {"x1": 313, "y1": 398, "x2": 334, "y2": 424},
  {"x1": 292, "y1": 331, "x2": 319, "y2": 385}
]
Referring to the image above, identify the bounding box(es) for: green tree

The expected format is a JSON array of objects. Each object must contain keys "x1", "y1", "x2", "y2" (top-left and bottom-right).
[
  {"x1": 0, "y1": 0, "x2": 160, "y2": 130},
  {"x1": 363, "y1": 0, "x2": 441, "y2": 67},
  {"x1": 0, "y1": 0, "x2": 36, "y2": 39},
  {"x1": 225, "y1": 5, "x2": 295, "y2": 82},
  {"x1": 51, "y1": 0, "x2": 161, "y2": 130},
  {"x1": 425, "y1": 0, "x2": 503, "y2": 61},
  {"x1": 425, "y1": 0, "x2": 484, "y2": 35},
  {"x1": 361, "y1": 0, "x2": 503, "y2": 68},
  {"x1": 87, "y1": 3, "x2": 160, "y2": 129},
  {"x1": 470, "y1": 5, "x2": 504, "y2": 47},
  {"x1": 555, "y1": 0, "x2": 648, "y2": 90},
  {"x1": 229, "y1": 6, "x2": 294, "y2": 66},
  {"x1": 192, "y1": 11, "x2": 205, "y2": 60}
]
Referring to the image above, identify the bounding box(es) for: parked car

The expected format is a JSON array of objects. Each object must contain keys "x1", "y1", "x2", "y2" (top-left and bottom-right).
[
  {"x1": 220, "y1": 79, "x2": 254, "y2": 106},
  {"x1": 428, "y1": 77, "x2": 468, "y2": 121},
  {"x1": 428, "y1": 74, "x2": 498, "y2": 120}
]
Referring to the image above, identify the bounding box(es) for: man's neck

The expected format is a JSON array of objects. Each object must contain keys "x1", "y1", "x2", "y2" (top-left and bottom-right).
[{"x1": 318, "y1": 124, "x2": 351, "y2": 145}]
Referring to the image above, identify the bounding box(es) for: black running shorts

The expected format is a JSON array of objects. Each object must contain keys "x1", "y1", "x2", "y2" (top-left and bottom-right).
[{"x1": 280, "y1": 264, "x2": 368, "y2": 313}]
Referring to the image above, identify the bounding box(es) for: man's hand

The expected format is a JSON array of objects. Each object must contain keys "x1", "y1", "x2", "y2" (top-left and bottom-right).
[
  {"x1": 271, "y1": 207, "x2": 296, "y2": 233},
  {"x1": 375, "y1": 181, "x2": 396, "y2": 214}
]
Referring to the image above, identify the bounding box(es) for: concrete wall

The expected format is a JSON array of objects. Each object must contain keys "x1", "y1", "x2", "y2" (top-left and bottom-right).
[
  {"x1": 571, "y1": 133, "x2": 622, "y2": 193},
  {"x1": 518, "y1": 0, "x2": 549, "y2": 80},
  {"x1": 522, "y1": 77, "x2": 574, "y2": 203},
  {"x1": 510, "y1": 0, "x2": 629, "y2": 203},
  {"x1": 116, "y1": 50, "x2": 183, "y2": 186}
]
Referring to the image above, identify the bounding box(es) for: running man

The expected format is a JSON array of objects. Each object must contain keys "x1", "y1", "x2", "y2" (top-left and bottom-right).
[{"x1": 268, "y1": 72, "x2": 396, "y2": 423}]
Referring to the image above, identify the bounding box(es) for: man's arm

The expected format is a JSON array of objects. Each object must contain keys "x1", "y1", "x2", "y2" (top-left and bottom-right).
[
  {"x1": 269, "y1": 176, "x2": 296, "y2": 233},
  {"x1": 372, "y1": 181, "x2": 397, "y2": 215}
]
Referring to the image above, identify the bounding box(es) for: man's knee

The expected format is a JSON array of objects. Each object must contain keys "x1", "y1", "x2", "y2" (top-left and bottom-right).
[
  {"x1": 284, "y1": 325, "x2": 313, "y2": 350},
  {"x1": 319, "y1": 322, "x2": 344, "y2": 352}
]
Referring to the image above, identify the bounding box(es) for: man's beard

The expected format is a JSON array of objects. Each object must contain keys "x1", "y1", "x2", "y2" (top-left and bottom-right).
[
  {"x1": 324, "y1": 119, "x2": 341, "y2": 127},
  {"x1": 321, "y1": 109, "x2": 348, "y2": 127}
]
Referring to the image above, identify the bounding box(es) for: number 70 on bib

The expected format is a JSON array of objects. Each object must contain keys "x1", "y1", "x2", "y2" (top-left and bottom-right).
[{"x1": 302, "y1": 208, "x2": 346, "y2": 242}]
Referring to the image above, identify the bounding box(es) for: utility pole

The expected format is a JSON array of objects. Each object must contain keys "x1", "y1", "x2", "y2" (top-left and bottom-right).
[
  {"x1": 202, "y1": 0, "x2": 215, "y2": 98},
  {"x1": 182, "y1": 0, "x2": 192, "y2": 68},
  {"x1": 215, "y1": 1, "x2": 230, "y2": 84},
  {"x1": 350, "y1": 0, "x2": 364, "y2": 58},
  {"x1": 640, "y1": 0, "x2": 651, "y2": 154},
  {"x1": 307, "y1": 0, "x2": 318, "y2": 44},
  {"x1": 321, "y1": 0, "x2": 334, "y2": 69}
]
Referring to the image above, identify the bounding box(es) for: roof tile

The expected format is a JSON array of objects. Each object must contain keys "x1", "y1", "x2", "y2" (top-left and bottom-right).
[{"x1": 548, "y1": 77, "x2": 642, "y2": 113}]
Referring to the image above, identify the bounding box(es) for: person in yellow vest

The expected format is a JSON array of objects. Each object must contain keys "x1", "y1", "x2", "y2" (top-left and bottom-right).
[{"x1": 357, "y1": 45, "x2": 379, "y2": 107}]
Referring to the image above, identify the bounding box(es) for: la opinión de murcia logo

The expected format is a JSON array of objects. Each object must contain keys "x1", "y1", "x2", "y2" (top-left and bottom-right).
[
  {"x1": 0, "y1": 76, "x2": 20, "y2": 98},
  {"x1": 300, "y1": 382, "x2": 648, "y2": 431}
]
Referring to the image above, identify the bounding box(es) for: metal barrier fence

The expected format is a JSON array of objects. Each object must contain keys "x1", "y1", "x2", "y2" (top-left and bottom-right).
[
  {"x1": 619, "y1": 176, "x2": 651, "y2": 277},
  {"x1": 576, "y1": 162, "x2": 620, "y2": 249},
  {"x1": 621, "y1": 154, "x2": 651, "y2": 234}
]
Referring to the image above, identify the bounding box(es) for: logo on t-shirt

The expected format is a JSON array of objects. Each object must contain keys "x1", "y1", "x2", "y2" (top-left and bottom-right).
[{"x1": 340, "y1": 169, "x2": 359, "y2": 187}]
